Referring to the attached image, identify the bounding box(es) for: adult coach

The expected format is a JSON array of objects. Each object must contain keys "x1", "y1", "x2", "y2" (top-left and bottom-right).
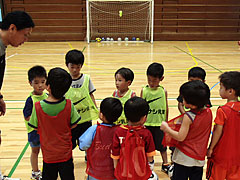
[{"x1": 0, "y1": 11, "x2": 35, "y2": 116}]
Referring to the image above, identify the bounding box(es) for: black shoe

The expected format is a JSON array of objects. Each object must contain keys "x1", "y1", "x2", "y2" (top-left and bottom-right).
[{"x1": 161, "y1": 163, "x2": 171, "y2": 174}]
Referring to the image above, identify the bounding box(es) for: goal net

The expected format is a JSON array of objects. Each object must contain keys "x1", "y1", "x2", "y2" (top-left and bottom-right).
[{"x1": 86, "y1": 0, "x2": 154, "y2": 43}]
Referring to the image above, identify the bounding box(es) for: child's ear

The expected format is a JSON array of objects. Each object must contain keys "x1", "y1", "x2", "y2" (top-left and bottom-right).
[
  {"x1": 140, "y1": 115, "x2": 147, "y2": 124},
  {"x1": 229, "y1": 88, "x2": 236, "y2": 95},
  {"x1": 29, "y1": 81, "x2": 33, "y2": 86},
  {"x1": 127, "y1": 80, "x2": 132, "y2": 86},
  {"x1": 160, "y1": 76, "x2": 164, "y2": 81},
  {"x1": 8, "y1": 24, "x2": 17, "y2": 33},
  {"x1": 46, "y1": 84, "x2": 51, "y2": 92},
  {"x1": 99, "y1": 111, "x2": 104, "y2": 120}
]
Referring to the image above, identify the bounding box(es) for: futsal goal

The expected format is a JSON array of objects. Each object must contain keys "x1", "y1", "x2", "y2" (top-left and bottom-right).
[{"x1": 86, "y1": 0, "x2": 154, "y2": 43}]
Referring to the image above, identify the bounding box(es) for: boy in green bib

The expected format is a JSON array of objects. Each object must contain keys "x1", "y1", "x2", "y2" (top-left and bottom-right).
[
  {"x1": 112, "y1": 67, "x2": 136, "y2": 125},
  {"x1": 65, "y1": 49, "x2": 99, "y2": 150},
  {"x1": 140, "y1": 62, "x2": 170, "y2": 174},
  {"x1": 23, "y1": 65, "x2": 47, "y2": 180}
]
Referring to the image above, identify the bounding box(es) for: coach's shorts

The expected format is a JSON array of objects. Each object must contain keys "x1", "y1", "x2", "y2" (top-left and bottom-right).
[{"x1": 145, "y1": 126, "x2": 167, "y2": 152}]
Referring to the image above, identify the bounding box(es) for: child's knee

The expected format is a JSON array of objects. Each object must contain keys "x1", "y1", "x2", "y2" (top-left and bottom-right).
[{"x1": 32, "y1": 147, "x2": 40, "y2": 154}]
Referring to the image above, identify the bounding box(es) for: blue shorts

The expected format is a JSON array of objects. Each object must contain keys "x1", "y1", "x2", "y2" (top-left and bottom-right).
[
  {"x1": 28, "y1": 130, "x2": 40, "y2": 147},
  {"x1": 29, "y1": 141, "x2": 40, "y2": 147}
]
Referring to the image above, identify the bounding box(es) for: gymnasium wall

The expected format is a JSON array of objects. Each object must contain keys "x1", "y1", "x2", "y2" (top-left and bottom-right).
[{"x1": 4, "y1": 0, "x2": 240, "y2": 41}]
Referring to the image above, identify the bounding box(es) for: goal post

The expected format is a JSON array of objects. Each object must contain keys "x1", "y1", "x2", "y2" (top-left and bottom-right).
[{"x1": 86, "y1": 0, "x2": 154, "y2": 43}]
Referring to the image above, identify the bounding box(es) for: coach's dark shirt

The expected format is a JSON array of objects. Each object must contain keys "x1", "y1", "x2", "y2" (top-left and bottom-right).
[{"x1": 0, "y1": 38, "x2": 6, "y2": 90}]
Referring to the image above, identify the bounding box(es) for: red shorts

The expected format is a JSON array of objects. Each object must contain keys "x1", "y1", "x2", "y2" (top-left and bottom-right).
[{"x1": 207, "y1": 159, "x2": 240, "y2": 180}]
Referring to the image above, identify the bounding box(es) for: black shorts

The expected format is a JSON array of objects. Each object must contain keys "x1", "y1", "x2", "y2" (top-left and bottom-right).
[
  {"x1": 173, "y1": 163, "x2": 203, "y2": 180},
  {"x1": 42, "y1": 158, "x2": 74, "y2": 180},
  {"x1": 71, "y1": 121, "x2": 92, "y2": 149},
  {"x1": 145, "y1": 126, "x2": 167, "y2": 152}
]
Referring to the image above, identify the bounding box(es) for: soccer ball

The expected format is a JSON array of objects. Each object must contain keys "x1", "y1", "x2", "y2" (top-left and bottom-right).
[
  {"x1": 96, "y1": 37, "x2": 101, "y2": 42},
  {"x1": 148, "y1": 171, "x2": 158, "y2": 180}
]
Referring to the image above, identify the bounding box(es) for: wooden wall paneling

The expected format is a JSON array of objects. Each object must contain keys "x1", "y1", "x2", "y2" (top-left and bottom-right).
[
  {"x1": 177, "y1": 27, "x2": 205, "y2": 33},
  {"x1": 179, "y1": 0, "x2": 206, "y2": 4},
  {"x1": 206, "y1": 13, "x2": 239, "y2": 19},
  {"x1": 33, "y1": 26, "x2": 84, "y2": 33},
  {"x1": 34, "y1": 19, "x2": 83, "y2": 26},
  {"x1": 206, "y1": 27, "x2": 238, "y2": 33},
  {"x1": 207, "y1": 0, "x2": 240, "y2": 4},
  {"x1": 28, "y1": 12, "x2": 84, "y2": 19},
  {"x1": 6, "y1": 4, "x2": 84, "y2": 12},
  {"x1": 24, "y1": 0, "x2": 84, "y2": 3},
  {"x1": 10, "y1": 0, "x2": 23, "y2": 4}
]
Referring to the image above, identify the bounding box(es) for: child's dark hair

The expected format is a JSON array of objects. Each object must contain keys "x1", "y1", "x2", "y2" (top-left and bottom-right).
[
  {"x1": 115, "y1": 67, "x2": 134, "y2": 82},
  {"x1": 124, "y1": 97, "x2": 149, "y2": 123},
  {"x1": 1, "y1": 11, "x2": 35, "y2": 30},
  {"x1": 46, "y1": 67, "x2": 72, "y2": 99},
  {"x1": 65, "y1": 49, "x2": 84, "y2": 66},
  {"x1": 219, "y1": 71, "x2": 240, "y2": 96},
  {"x1": 147, "y1": 62, "x2": 164, "y2": 78},
  {"x1": 188, "y1": 67, "x2": 206, "y2": 81},
  {"x1": 28, "y1": 65, "x2": 47, "y2": 82},
  {"x1": 100, "y1": 97, "x2": 123, "y2": 123},
  {"x1": 180, "y1": 80, "x2": 210, "y2": 109}
]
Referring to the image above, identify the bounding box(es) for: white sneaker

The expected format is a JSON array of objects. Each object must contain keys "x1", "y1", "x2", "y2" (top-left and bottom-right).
[
  {"x1": 3, "y1": 177, "x2": 21, "y2": 180},
  {"x1": 31, "y1": 170, "x2": 42, "y2": 180}
]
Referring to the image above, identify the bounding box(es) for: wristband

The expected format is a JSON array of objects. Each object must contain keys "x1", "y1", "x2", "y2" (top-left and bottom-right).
[{"x1": 0, "y1": 95, "x2": 3, "y2": 99}]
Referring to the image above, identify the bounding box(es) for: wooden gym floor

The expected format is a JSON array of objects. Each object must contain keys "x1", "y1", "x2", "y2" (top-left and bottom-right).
[{"x1": 0, "y1": 41, "x2": 239, "y2": 179}]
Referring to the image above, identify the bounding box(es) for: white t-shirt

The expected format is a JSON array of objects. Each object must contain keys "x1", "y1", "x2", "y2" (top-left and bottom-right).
[{"x1": 71, "y1": 74, "x2": 96, "y2": 94}]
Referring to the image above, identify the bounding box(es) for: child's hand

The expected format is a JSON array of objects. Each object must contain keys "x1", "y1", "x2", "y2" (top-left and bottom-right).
[
  {"x1": 207, "y1": 148, "x2": 213, "y2": 158},
  {"x1": 160, "y1": 121, "x2": 169, "y2": 132}
]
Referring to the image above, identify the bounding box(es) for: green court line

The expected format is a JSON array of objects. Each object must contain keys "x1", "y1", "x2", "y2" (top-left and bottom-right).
[
  {"x1": 8, "y1": 142, "x2": 29, "y2": 177},
  {"x1": 174, "y1": 46, "x2": 223, "y2": 73},
  {"x1": 82, "y1": 46, "x2": 86, "y2": 52}
]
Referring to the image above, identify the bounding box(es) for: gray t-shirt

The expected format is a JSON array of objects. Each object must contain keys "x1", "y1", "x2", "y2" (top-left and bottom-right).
[{"x1": 172, "y1": 111, "x2": 205, "y2": 167}]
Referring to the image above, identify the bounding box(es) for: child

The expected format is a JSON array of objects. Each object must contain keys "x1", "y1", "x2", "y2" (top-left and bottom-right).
[
  {"x1": 140, "y1": 62, "x2": 170, "y2": 173},
  {"x1": 177, "y1": 66, "x2": 212, "y2": 114},
  {"x1": 161, "y1": 80, "x2": 212, "y2": 180},
  {"x1": 206, "y1": 71, "x2": 240, "y2": 180},
  {"x1": 112, "y1": 67, "x2": 136, "y2": 124},
  {"x1": 79, "y1": 97, "x2": 122, "y2": 180},
  {"x1": 65, "y1": 49, "x2": 99, "y2": 150},
  {"x1": 111, "y1": 97, "x2": 156, "y2": 180},
  {"x1": 23, "y1": 65, "x2": 47, "y2": 180},
  {"x1": 28, "y1": 67, "x2": 80, "y2": 180}
]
